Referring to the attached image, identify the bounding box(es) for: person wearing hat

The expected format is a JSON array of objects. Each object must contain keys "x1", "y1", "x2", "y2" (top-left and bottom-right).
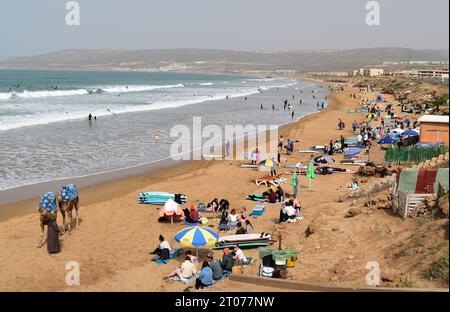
[
  {"x1": 207, "y1": 253, "x2": 223, "y2": 281},
  {"x1": 220, "y1": 248, "x2": 234, "y2": 272}
]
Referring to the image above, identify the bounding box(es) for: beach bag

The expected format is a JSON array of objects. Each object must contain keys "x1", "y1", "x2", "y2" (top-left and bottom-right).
[
  {"x1": 159, "y1": 248, "x2": 170, "y2": 261},
  {"x1": 199, "y1": 217, "x2": 208, "y2": 225}
]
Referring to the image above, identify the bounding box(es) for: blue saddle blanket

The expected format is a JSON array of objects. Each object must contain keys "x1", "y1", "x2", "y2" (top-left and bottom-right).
[
  {"x1": 39, "y1": 192, "x2": 57, "y2": 212},
  {"x1": 60, "y1": 184, "x2": 78, "y2": 201}
]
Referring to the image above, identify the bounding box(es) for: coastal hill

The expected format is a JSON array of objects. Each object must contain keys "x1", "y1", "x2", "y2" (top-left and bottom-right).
[{"x1": 0, "y1": 48, "x2": 448, "y2": 73}]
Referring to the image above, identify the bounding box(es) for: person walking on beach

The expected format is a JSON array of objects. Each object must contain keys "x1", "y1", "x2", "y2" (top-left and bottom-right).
[
  {"x1": 352, "y1": 120, "x2": 358, "y2": 133},
  {"x1": 225, "y1": 140, "x2": 231, "y2": 157},
  {"x1": 291, "y1": 111, "x2": 295, "y2": 120},
  {"x1": 283, "y1": 100, "x2": 288, "y2": 111}
]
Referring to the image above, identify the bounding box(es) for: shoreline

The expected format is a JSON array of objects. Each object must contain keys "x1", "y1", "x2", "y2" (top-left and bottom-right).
[{"x1": 0, "y1": 78, "x2": 328, "y2": 221}]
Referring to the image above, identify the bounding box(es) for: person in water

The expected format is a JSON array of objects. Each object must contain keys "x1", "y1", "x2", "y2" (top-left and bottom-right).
[
  {"x1": 88, "y1": 113, "x2": 92, "y2": 121},
  {"x1": 260, "y1": 104, "x2": 263, "y2": 110},
  {"x1": 155, "y1": 130, "x2": 160, "y2": 143}
]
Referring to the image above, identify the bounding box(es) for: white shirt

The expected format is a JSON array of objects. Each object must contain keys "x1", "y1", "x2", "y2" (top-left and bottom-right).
[
  {"x1": 357, "y1": 134, "x2": 362, "y2": 142},
  {"x1": 159, "y1": 240, "x2": 172, "y2": 252},
  {"x1": 283, "y1": 205, "x2": 297, "y2": 217},
  {"x1": 234, "y1": 248, "x2": 247, "y2": 262},
  {"x1": 228, "y1": 214, "x2": 238, "y2": 223}
]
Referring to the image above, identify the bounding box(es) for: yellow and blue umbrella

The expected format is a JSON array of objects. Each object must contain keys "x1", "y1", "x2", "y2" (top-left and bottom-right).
[{"x1": 175, "y1": 226, "x2": 219, "y2": 259}]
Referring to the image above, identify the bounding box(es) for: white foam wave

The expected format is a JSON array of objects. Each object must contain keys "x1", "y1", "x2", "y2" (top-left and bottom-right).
[
  {"x1": 198, "y1": 82, "x2": 213, "y2": 86},
  {"x1": 101, "y1": 84, "x2": 184, "y2": 93},
  {"x1": 0, "y1": 84, "x2": 184, "y2": 100}
]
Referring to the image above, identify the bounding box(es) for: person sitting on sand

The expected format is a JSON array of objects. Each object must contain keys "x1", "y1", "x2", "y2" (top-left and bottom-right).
[
  {"x1": 221, "y1": 248, "x2": 234, "y2": 272},
  {"x1": 239, "y1": 207, "x2": 247, "y2": 223},
  {"x1": 235, "y1": 222, "x2": 247, "y2": 235},
  {"x1": 195, "y1": 261, "x2": 213, "y2": 290},
  {"x1": 279, "y1": 200, "x2": 298, "y2": 224},
  {"x1": 266, "y1": 189, "x2": 278, "y2": 204},
  {"x1": 218, "y1": 213, "x2": 229, "y2": 232},
  {"x1": 150, "y1": 235, "x2": 172, "y2": 261},
  {"x1": 233, "y1": 246, "x2": 250, "y2": 265},
  {"x1": 207, "y1": 253, "x2": 223, "y2": 281},
  {"x1": 185, "y1": 250, "x2": 198, "y2": 265},
  {"x1": 164, "y1": 256, "x2": 197, "y2": 282},
  {"x1": 227, "y1": 209, "x2": 239, "y2": 230},
  {"x1": 183, "y1": 205, "x2": 200, "y2": 223},
  {"x1": 276, "y1": 186, "x2": 285, "y2": 202},
  {"x1": 244, "y1": 220, "x2": 254, "y2": 234},
  {"x1": 209, "y1": 198, "x2": 219, "y2": 212}
]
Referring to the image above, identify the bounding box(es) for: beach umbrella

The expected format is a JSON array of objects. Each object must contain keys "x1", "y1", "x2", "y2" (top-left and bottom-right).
[
  {"x1": 402, "y1": 129, "x2": 419, "y2": 137},
  {"x1": 391, "y1": 128, "x2": 405, "y2": 134},
  {"x1": 313, "y1": 155, "x2": 335, "y2": 164},
  {"x1": 306, "y1": 162, "x2": 316, "y2": 191},
  {"x1": 175, "y1": 226, "x2": 219, "y2": 259},
  {"x1": 258, "y1": 158, "x2": 279, "y2": 172},
  {"x1": 378, "y1": 137, "x2": 397, "y2": 145},
  {"x1": 344, "y1": 147, "x2": 361, "y2": 158}
]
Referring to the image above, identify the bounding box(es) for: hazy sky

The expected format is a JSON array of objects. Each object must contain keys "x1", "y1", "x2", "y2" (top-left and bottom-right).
[{"x1": 0, "y1": 0, "x2": 448, "y2": 60}]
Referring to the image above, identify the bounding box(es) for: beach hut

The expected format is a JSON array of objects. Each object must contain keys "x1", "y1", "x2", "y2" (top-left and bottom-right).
[
  {"x1": 417, "y1": 115, "x2": 449, "y2": 146},
  {"x1": 392, "y1": 168, "x2": 449, "y2": 218}
]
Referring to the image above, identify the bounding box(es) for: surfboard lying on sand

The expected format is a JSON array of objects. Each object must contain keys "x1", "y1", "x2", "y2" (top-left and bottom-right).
[
  {"x1": 238, "y1": 164, "x2": 258, "y2": 169},
  {"x1": 218, "y1": 233, "x2": 272, "y2": 244},
  {"x1": 138, "y1": 192, "x2": 187, "y2": 204},
  {"x1": 213, "y1": 242, "x2": 271, "y2": 250},
  {"x1": 202, "y1": 154, "x2": 224, "y2": 160}
]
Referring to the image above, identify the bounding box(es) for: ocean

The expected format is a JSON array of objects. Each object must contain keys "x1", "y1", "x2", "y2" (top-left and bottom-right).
[{"x1": 0, "y1": 70, "x2": 328, "y2": 198}]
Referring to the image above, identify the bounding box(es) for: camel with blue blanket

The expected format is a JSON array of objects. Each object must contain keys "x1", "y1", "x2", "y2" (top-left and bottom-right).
[
  {"x1": 57, "y1": 184, "x2": 80, "y2": 234},
  {"x1": 38, "y1": 192, "x2": 58, "y2": 248}
]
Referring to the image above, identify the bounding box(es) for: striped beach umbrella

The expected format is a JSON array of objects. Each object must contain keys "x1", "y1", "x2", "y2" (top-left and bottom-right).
[{"x1": 175, "y1": 226, "x2": 219, "y2": 259}]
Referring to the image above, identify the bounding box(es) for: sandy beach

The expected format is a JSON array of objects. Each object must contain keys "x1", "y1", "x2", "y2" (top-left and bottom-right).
[{"x1": 0, "y1": 78, "x2": 446, "y2": 292}]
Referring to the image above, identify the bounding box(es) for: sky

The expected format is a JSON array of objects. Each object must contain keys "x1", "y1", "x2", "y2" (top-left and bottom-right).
[{"x1": 0, "y1": 0, "x2": 448, "y2": 60}]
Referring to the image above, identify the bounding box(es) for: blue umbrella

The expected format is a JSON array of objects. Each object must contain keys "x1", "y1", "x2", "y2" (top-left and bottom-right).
[
  {"x1": 402, "y1": 129, "x2": 419, "y2": 137},
  {"x1": 378, "y1": 137, "x2": 397, "y2": 145},
  {"x1": 388, "y1": 132, "x2": 399, "y2": 137},
  {"x1": 344, "y1": 147, "x2": 361, "y2": 158}
]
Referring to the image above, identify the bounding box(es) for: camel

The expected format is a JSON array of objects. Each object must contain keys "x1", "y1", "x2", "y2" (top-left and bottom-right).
[
  {"x1": 57, "y1": 194, "x2": 80, "y2": 235},
  {"x1": 37, "y1": 208, "x2": 52, "y2": 248}
]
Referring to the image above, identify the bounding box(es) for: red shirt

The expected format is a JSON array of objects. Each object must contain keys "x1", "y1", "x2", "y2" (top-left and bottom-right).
[
  {"x1": 190, "y1": 210, "x2": 200, "y2": 222},
  {"x1": 268, "y1": 192, "x2": 277, "y2": 203}
]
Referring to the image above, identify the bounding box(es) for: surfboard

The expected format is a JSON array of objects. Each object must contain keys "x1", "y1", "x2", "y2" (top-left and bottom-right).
[
  {"x1": 202, "y1": 154, "x2": 224, "y2": 160},
  {"x1": 213, "y1": 242, "x2": 271, "y2": 250},
  {"x1": 218, "y1": 233, "x2": 272, "y2": 243}
]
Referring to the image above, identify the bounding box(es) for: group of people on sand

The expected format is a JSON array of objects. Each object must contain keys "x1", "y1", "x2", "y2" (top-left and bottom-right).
[{"x1": 161, "y1": 246, "x2": 250, "y2": 290}]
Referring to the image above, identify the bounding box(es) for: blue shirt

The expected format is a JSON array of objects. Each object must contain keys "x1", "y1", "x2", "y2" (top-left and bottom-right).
[{"x1": 199, "y1": 267, "x2": 213, "y2": 286}]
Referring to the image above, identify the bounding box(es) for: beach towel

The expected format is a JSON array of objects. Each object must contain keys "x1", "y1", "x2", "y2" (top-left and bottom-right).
[
  {"x1": 60, "y1": 184, "x2": 78, "y2": 201},
  {"x1": 39, "y1": 192, "x2": 57, "y2": 212},
  {"x1": 152, "y1": 248, "x2": 183, "y2": 265}
]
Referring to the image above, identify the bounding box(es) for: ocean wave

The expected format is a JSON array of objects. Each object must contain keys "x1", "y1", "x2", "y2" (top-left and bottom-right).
[
  {"x1": 0, "y1": 84, "x2": 185, "y2": 100},
  {"x1": 198, "y1": 82, "x2": 214, "y2": 86},
  {"x1": 0, "y1": 87, "x2": 262, "y2": 131}
]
